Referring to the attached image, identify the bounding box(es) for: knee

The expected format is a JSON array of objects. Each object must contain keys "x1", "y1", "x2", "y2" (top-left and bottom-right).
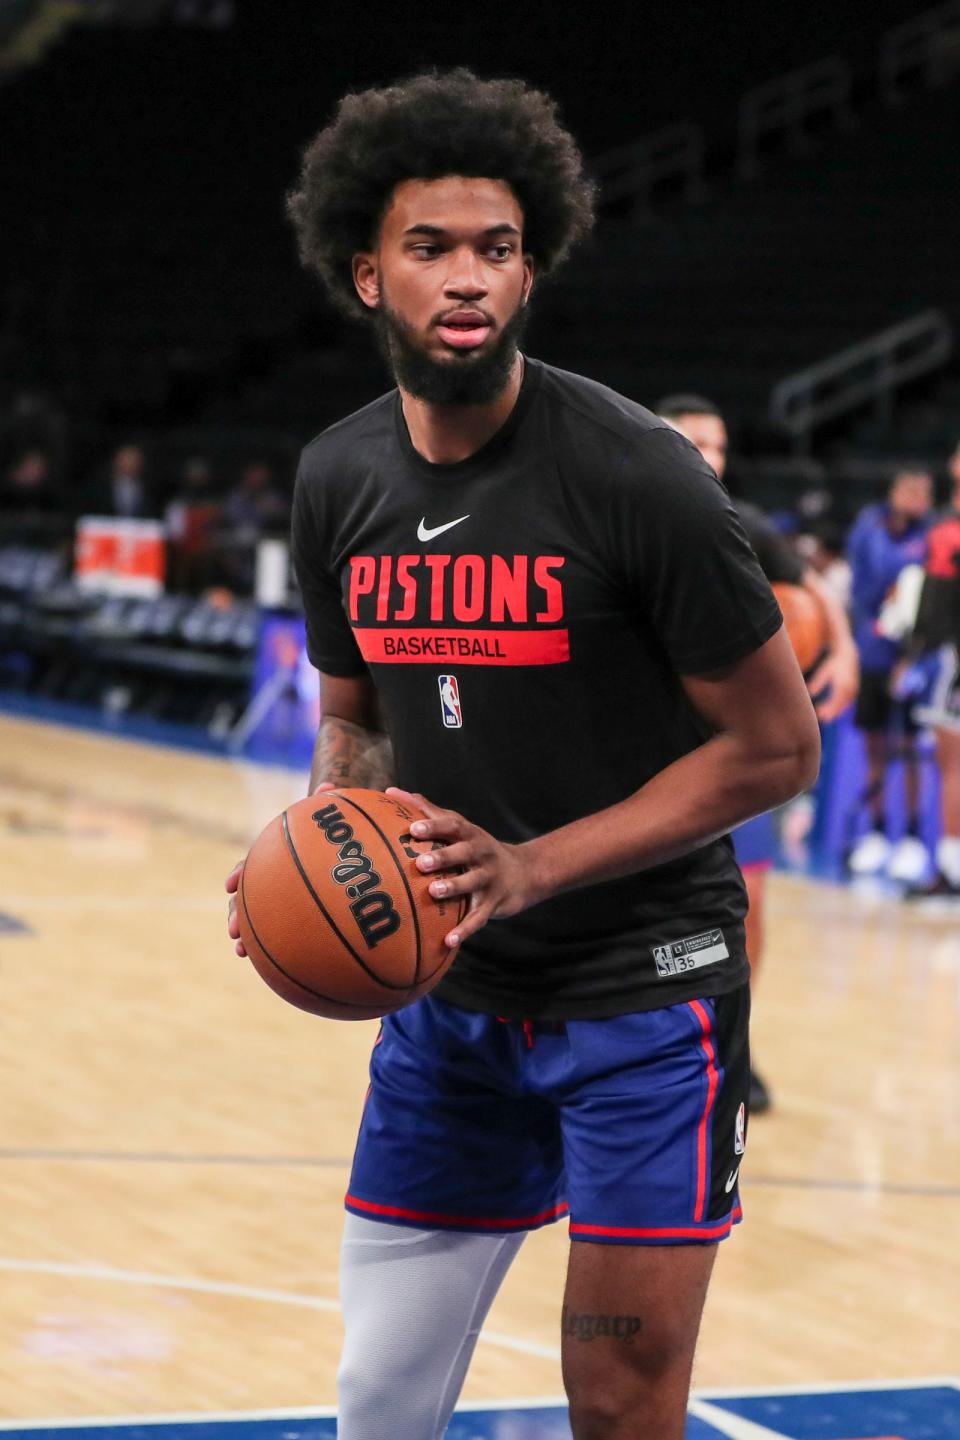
[{"x1": 564, "y1": 1346, "x2": 679, "y2": 1439}]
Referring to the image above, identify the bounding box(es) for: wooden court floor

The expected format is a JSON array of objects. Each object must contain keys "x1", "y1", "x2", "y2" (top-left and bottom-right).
[{"x1": 0, "y1": 712, "x2": 957, "y2": 1419}]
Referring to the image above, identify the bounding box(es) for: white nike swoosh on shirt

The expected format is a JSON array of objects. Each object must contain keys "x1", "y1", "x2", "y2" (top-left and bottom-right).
[
  {"x1": 724, "y1": 1166, "x2": 741, "y2": 1193},
  {"x1": 417, "y1": 514, "x2": 470, "y2": 542}
]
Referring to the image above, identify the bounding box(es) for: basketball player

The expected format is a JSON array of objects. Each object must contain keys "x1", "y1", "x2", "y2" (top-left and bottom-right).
[
  {"x1": 226, "y1": 71, "x2": 820, "y2": 1440},
  {"x1": 657, "y1": 394, "x2": 858, "y2": 1113}
]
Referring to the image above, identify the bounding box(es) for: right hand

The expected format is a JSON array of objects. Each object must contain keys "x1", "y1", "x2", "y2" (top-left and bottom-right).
[{"x1": 226, "y1": 781, "x2": 341, "y2": 957}]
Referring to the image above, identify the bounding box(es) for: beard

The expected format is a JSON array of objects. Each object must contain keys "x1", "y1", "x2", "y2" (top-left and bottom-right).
[{"x1": 374, "y1": 293, "x2": 529, "y2": 406}]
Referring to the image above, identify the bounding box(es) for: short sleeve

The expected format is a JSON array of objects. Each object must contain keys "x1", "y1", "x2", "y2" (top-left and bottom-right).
[
  {"x1": 291, "y1": 466, "x2": 367, "y2": 677},
  {"x1": 611, "y1": 427, "x2": 783, "y2": 674}
]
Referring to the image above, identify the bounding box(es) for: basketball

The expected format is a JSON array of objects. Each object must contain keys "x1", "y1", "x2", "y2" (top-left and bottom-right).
[
  {"x1": 236, "y1": 788, "x2": 467, "y2": 1020},
  {"x1": 771, "y1": 581, "x2": 829, "y2": 675}
]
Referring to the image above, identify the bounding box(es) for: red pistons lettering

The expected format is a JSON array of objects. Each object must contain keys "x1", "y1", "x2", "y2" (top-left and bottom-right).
[{"x1": 348, "y1": 553, "x2": 566, "y2": 625}]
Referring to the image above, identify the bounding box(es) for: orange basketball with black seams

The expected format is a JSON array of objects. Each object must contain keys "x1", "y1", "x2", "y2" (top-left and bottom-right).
[{"x1": 236, "y1": 788, "x2": 467, "y2": 1019}]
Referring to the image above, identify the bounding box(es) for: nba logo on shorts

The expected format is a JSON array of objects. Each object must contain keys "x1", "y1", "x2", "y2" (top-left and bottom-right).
[
  {"x1": 438, "y1": 674, "x2": 462, "y2": 728},
  {"x1": 735, "y1": 1102, "x2": 746, "y2": 1155}
]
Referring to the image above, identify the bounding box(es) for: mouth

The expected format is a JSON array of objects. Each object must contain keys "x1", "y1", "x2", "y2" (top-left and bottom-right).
[{"x1": 435, "y1": 312, "x2": 493, "y2": 351}]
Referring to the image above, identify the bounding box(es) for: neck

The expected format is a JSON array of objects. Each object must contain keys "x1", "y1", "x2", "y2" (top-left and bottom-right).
[{"x1": 399, "y1": 353, "x2": 524, "y2": 465}]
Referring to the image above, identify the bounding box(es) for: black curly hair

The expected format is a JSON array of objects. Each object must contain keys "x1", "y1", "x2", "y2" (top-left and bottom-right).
[{"x1": 287, "y1": 68, "x2": 596, "y2": 318}]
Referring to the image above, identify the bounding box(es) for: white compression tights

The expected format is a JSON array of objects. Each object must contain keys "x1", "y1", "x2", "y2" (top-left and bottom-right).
[{"x1": 337, "y1": 1213, "x2": 527, "y2": 1440}]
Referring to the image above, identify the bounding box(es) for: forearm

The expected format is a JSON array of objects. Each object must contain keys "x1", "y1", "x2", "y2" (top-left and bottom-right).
[
  {"x1": 522, "y1": 729, "x2": 818, "y2": 905},
  {"x1": 308, "y1": 715, "x2": 394, "y2": 793}
]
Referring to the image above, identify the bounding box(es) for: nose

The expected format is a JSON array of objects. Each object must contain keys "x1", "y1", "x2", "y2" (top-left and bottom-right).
[{"x1": 443, "y1": 245, "x2": 488, "y2": 300}]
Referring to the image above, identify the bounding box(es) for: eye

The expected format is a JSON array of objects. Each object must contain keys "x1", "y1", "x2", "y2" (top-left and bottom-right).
[
  {"x1": 487, "y1": 244, "x2": 512, "y2": 260},
  {"x1": 410, "y1": 243, "x2": 442, "y2": 259}
]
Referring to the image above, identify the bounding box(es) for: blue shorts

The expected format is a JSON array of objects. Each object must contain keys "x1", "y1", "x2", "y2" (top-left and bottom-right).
[
  {"x1": 732, "y1": 812, "x2": 776, "y2": 870},
  {"x1": 346, "y1": 986, "x2": 750, "y2": 1246}
]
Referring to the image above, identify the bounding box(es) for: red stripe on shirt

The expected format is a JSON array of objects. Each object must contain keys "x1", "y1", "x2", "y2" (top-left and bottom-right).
[
  {"x1": 688, "y1": 998, "x2": 720, "y2": 1222},
  {"x1": 352, "y1": 626, "x2": 570, "y2": 666},
  {"x1": 345, "y1": 1193, "x2": 569, "y2": 1229}
]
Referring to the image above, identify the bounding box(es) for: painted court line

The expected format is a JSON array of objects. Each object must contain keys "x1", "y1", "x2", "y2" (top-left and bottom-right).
[
  {"x1": 0, "y1": 1258, "x2": 561, "y2": 1363},
  {"x1": 687, "y1": 1402, "x2": 791, "y2": 1440}
]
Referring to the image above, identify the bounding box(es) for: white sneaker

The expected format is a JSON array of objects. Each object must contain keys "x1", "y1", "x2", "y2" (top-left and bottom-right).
[
  {"x1": 848, "y1": 830, "x2": 892, "y2": 874},
  {"x1": 887, "y1": 835, "x2": 931, "y2": 885}
]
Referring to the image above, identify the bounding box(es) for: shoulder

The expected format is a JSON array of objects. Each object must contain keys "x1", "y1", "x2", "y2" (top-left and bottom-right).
[
  {"x1": 538, "y1": 358, "x2": 716, "y2": 489},
  {"x1": 296, "y1": 390, "x2": 396, "y2": 485}
]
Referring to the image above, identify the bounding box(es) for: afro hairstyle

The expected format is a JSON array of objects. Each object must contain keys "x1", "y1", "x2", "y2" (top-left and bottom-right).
[{"x1": 286, "y1": 68, "x2": 596, "y2": 318}]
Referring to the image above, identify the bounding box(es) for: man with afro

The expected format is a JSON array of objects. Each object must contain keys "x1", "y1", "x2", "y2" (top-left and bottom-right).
[{"x1": 227, "y1": 69, "x2": 821, "y2": 1439}]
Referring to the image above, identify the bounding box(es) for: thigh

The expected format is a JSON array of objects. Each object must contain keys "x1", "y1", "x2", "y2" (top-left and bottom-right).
[
  {"x1": 560, "y1": 984, "x2": 751, "y2": 1244},
  {"x1": 347, "y1": 995, "x2": 566, "y2": 1235}
]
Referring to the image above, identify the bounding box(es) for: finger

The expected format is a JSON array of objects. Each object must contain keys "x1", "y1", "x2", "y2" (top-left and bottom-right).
[
  {"x1": 385, "y1": 786, "x2": 448, "y2": 823},
  {"x1": 814, "y1": 693, "x2": 842, "y2": 721},
  {"x1": 228, "y1": 907, "x2": 241, "y2": 940},
  {"x1": 235, "y1": 939, "x2": 248, "y2": 957},
  {"x1": 416, "y1": 840, "x2": 473, "y2": 874},
  {"x1": 429, "y1": 864, "x2": 485, "y2": 902},
  {"x1": 312, "y1": 781, "x2": 338, "y2": 795},
  {"x1": 225, "y1": 861, "x2": 244, "y2": 893},
  {"x1": 444, "y1": 895, "x2": 492, "y2": 948}
]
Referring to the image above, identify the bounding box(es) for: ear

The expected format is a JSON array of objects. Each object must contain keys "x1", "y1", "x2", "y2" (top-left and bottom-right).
[
  {"x1": 521, "y1": 253, "x2": 535, "y2": 306},
  {"x1": 353, "y1": 253, "x2": 380, "y2": 310}
]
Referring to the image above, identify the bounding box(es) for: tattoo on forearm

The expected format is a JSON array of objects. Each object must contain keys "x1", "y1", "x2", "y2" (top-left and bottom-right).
[
  {"x1": 310, "y1": 717, "x2": 394, "y2": 792},
  {"x1": 561, "y1": 1305, "x2": 642, "y2": 1343}
]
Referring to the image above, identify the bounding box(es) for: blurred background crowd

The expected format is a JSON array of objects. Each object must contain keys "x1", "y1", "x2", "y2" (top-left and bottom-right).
[{"x1": 2, "y1": 0, "x2": 960, "y2": 882}]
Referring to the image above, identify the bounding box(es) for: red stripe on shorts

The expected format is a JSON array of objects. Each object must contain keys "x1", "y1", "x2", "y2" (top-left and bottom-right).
[
  {"x1": 345, "y1": 1193, "x2": 569, "y2": 1230},
  {"x1": 570, "y1": 1206, "x2": 742, "y2": 1242},
  {"x1": 688, "y1": 998, "x2": 720, "y2": 1222}
]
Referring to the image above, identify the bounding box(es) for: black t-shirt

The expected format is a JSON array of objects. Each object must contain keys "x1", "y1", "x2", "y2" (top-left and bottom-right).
[{"x1": 292, "y1": 358, "x2": 782, "y2": 1019}]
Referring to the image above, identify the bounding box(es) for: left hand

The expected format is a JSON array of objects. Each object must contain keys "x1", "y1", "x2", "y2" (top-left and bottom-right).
[
  {"x1": 386, "y1": 787, "x2": 540, "y2": 948},
  {"x1": 806, "y1": 642, "x2": 859, "y2": 722}
]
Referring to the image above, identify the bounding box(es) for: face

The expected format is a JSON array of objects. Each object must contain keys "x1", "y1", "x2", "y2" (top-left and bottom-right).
[
  {"x1": 890, "y1": 470, "x2": 932, "y2": 520},
  {"x1": 668, "y1": 411, "x2": 728, "y2": 481},
  {"x1": 353, "y1": 176, "x2": 534, "y2": 405},
  {"x1": 114, "y1": 445, "x2": 143, "y2": 477}
]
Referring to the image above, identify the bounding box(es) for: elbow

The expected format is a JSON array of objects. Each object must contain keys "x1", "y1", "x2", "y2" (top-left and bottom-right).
[
  {"x1": 797, "y1": 732, "x2": 822, "y2": 793},
  {"x1": 786, "y1": 724, "x2": 822, "y2": 799}
]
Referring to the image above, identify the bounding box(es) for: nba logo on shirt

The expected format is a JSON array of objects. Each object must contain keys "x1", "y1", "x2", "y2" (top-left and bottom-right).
[{"x1": 439, "y1": 674, "x2": 462, "y2": 728}]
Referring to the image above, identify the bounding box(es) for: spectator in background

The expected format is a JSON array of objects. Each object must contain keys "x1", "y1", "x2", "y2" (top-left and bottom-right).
[
  {"x1": 164, "y1": 456, "x2": 221, "y2": 594},
  {"x1": 846, "y1": 467, "x2": 933, "y2": 883},
  {"x1": 900, "y1": 441, "x2": 960, "y2": 900},
  {"x1": 658, "y1": 393, "x2": 858, "y2": 1116},
  {"x1": 0, "y1": 448, "x2": 62, "y2": 514},
  {"x1": 219, "y1": 459, "x2": 288, "y2": 593},
  {"x1": 84, "y1": 444, "x2": 155, "y2": 519},
  {"x1": 796, "y1": 521, "x2": 852, "y2": 611}
]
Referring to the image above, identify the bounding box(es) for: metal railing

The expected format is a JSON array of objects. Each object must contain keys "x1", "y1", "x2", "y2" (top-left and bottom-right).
[
  {"x1": 593, "y1": 122, "x2": 706, "y2": 214},
  {"x1": 737, "y1": 55, "x2": 855, "y2": 181},
  {"x1": 769, "y1": 310, "x2": 954, "y2": 449},
  {"x1": 879, "y1": 0, "x2": 960, "y2": 105}
]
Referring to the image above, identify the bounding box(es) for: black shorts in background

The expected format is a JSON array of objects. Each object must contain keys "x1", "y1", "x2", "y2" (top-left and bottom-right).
[{"x1": 854, "y1": 668, "x2": 918, "y2": 734}]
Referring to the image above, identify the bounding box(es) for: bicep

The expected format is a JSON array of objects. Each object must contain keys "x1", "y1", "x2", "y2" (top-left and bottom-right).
[{"x1": 680, "y1": 627, "x2": 819, "y2": 757}]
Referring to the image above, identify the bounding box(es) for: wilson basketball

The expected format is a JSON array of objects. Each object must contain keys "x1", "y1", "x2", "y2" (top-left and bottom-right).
[
  {"x1": 236, "y1": 788, "x2": 467, "y2": 1020},
  {"x1": 771, "y1": 581, "x2": 829, "y2": 675}
]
